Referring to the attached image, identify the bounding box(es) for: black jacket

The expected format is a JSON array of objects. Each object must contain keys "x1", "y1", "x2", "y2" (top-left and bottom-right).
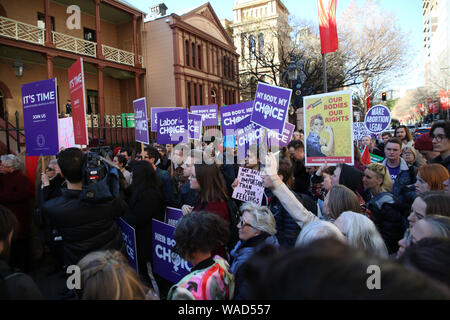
[
  {"x1": 431, "y1": 154, "x2": 450, "y2": 173},
  {"x1": 292, "y1": 159, "x2": 311, "y2": 195},
  {"x1": 366, "y1": 192, "x2": 406, "y2": 255},
  {"x1": 42, "y1": 189, "x2": 126, "y2": 266},
  {"x1": 0, "y1": 260, "x2": 42, "y2": 300}
]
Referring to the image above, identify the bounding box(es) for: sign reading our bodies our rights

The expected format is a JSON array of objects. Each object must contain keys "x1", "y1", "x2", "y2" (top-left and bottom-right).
[
  {"x1": 133, "y1": 98, "x2": 149, "y2": 144},
  {"x1": 190, "y1": 105, "x2": 218, "y2": 126},
  {"x1": 364, "y1": 105, "x2": 391, "y2": 134},
  {"x1": 251, "y1": 83, "x2": 292, "y2": 133},
  {"x1": 232, "y1": 167, "x2": 265, "y2": 205},
  {"x1": 68, "y1": 58, "x2": 88, "y2": 145},
  {"x1": 303, "y1": 90, "x2": 353, "y2": 166},
  {"x1": 117, "y1": 218, "x2": 138, "y2": 273},
  {"x1": 188, "y1": 113, "x2": 202, "y2": 141},
  {"x1": 156, "y1": 108, "x2": 188, "y2": 145},
  {"x1": 150, "y1": 107, "x2": 178, "y2": 132},
  {"x1": 220, "y1": 101, "x2": 254, "y2": 136},
  {"x1": 152, "y1": 219, "x2": 192, "y2": 283},
  {"x1": 22, "y1": 78, "x2": 59, "y2": 156},
  {"x1": 235, "y1": 115, "x2": 264, "y2": 160}
]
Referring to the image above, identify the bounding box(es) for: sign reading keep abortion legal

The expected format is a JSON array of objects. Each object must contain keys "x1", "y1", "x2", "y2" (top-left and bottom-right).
[
  {"x1": 156, "y1": 108, "x2": 188, "y2": 145},
  {"x1": 133, "y1": 97, "x2": 149, "y2": 144},
  {"x1": 251, "y1": 83, "x2": 292, "y2": 133},
  {"x1": 22, "y1": 78, "x2": 59, "y2": 156}
]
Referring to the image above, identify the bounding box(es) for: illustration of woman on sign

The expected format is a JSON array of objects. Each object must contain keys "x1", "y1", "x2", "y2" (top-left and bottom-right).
[{"x1": 306, "y1": 114, "x2": 334, "y2": 157}]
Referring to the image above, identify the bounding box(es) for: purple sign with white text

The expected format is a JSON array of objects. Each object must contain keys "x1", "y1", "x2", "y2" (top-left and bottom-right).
[
  {"x1": 188, "y1": 113, "x2": 202, "y2": 141},
  {"x1": 165, "y1": 207, "x2": 183, "y2": 227},
  {"x1": 150, "y1": 107, "x2": 178, "y2": 132},
  {"x1": 220, "y1": 101, "x2": 254, "y2": 136},
  {"x1": 190, "y1": 105, "x2": 218, "y2": 126},
  {"x1": 156, "y1": 108, "x2": 188, "y2": 145},
  {"x1": 22, "y1": 78, "x2": 59, "y2": 156},
  {"x1": 133, "y1": 97, "x2": 149, "y2": 144},
  {"x1": 266, "y1": 122, "x2": 295, "y2": 148},
  {"x1": 152, "y1": 219, "x2": 192, "y2": 283},
  {"x1": 236, "y1": 115, "x2": 264, "y2": 160},
  {"x1": 251, "y1": 83, "x2": 292, "y2": 133},
  {"x1": 364, "y1": 105, "x2": 391, "y2": 134}
]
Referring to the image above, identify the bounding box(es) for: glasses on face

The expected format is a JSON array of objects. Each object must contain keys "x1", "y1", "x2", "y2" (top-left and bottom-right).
[{"x1": 432, "y1": 134, "x2": 446, "y2": 142}]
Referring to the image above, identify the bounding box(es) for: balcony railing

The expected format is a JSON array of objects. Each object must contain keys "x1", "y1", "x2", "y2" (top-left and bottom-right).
[
  {"x1": 52, "y1": 31, "x2": 97, "y2": 57},
  {"x1": 0, "y1": 16, "x2": 45, "y2": 45},
  {"x1": 102, "y1": 44, "x2": 134, "y2": 66}
]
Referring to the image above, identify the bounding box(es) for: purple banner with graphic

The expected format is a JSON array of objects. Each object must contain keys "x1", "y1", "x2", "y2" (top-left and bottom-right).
[
  {"x1": 22, "y1": 78, "x2": 59, "y2": 156},
  {"x1": 190, "y1": 105, "x2": 218, "y2": 126},
  {"x1": 266, "y1": 122, "x2": 295, "y2": 148},
  {"x1": 236, "y1": 115, "x2": 264, "y2": 160},
  {"x1": 165, "y1": 207, "x2": 183, "y2": 227},
  {"x1": 220, "y1": 101, "x2": 254, "y2": 136},
  {"x1": 117, "y1": 218, "x2": 138, "y2": 273},
  {"x1": 251, "y1": 83, "x2": 291, "y2": 133},
  {"x1": 364, "y1": 105, "x2": 391, "y2": 134},
  {"x1": 152, "y1": 219, "x2": 192, "y2": 283},
  {"x1": 150, "y1": 107, "x2": 178, "y2": 132},
  {"x1": 133, "y1": 97, "x2": 149, "y2": 144},
  {"x1": 188, "y1": 113, "x2": 202, "y2": 141},
  {"x1": 156, "y1": 108, "x2": 188, "y2": 145}
]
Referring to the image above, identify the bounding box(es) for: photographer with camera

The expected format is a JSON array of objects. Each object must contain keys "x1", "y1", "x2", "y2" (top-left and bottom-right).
[{"x1": 42, "y1": 148, "x2": 125, "y2": 268}]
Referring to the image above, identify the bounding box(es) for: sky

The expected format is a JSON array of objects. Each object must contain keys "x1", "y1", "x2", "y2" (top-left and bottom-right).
[{"x1": 128, "y1": 0, "x2": 425, "y2": 96}]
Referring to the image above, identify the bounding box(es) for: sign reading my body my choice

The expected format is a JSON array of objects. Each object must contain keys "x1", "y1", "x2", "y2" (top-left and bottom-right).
[
  {"x1": 251, "y1": 83, "x2": 292, "y2": 133},
  {"x1": 364, "y1": 105, "x2": 391, "y2": 134},
  {"x1": 22, "y1": 78, "x2": 59, "y2": 156},
  {"x1": 156, "y1": 108, "x2": 188, "y2": 145},
  {"x1": 190, "y1": 105, "x2": 218, "y2": 126},
  {"x1": 133, "y1": 97, "x2": 149, "y2": 144}
]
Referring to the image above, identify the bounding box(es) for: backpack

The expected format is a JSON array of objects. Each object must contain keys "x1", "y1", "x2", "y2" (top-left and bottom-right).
[
  {"x1": 226, "y1": 199, "x2": 240, "y2": 250},
  {"x1": 80, "y1": 152, "x2": 120, "y2": 203}
]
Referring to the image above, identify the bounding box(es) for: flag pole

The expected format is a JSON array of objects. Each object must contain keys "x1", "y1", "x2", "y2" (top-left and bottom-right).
[{"x1": 322, "y1": 53, "x2": 328, "y2": 93}]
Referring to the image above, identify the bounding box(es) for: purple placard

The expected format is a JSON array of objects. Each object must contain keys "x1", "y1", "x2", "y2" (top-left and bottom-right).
[
  {"x1": 133, "y1": 97, "x2": 149, "y2": 144},
  {"x1": 150, "y1": 107, "x2": 178, "y2": 132},
  {"x1": 220, "y1": 101, "x2": 254, "y2": 136},
  {"x1": 152, "y1": 219, "x2": 192, "y2": 283},
  {"x1": 165, "y1": 207, "x2": 183, "y2": 227},
  {"x1": 190, "y1": 105, "x2": 218, "y2": 126},
  {"x1": 156, "y1": 109, "x2": 188, "y2": 145},
  {"x1": 117, "y1": 218, "x2": 138, "y2": 273},
  {"x1": 266, "y1": 122, "x2": 295, "y2": 148},
  {"x1": 251, "y1": 82, "x2": 292, "y2": 133},
  {"x1": 364, "y1": 105, "x2": 391, "y2": 134},
  {"x1": 188, "y1": 113, "x2": 202, "y2": 141},
  {"x1": 22, "y1": 78, "x2": 59, "y2": 156},
  {"x1": 236, "y1": 115, "x2": 264, "y2": 160}
]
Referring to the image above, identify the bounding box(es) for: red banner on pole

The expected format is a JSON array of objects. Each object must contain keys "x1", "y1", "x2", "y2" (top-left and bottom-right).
[
  {"x1": 440, "y1": 90, "x2": 448, "y2": 111},
  {"x1": 318, "y1": 0, "x2": 338, "y2": 54},
  {"x1": 68, "y1": 58, "x2": 88, "y2": 146}
]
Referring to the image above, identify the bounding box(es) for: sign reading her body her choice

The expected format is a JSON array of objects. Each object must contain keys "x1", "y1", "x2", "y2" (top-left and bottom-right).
[
  {"x1": 117, "y1": 218, "x2": 138, "y2": 273},
  {"x1": 150, "y1": 107, "x2": 178, "y2": 132},
  {"x1": 251, "y1": 82, "x2": 292, "y2": 134},
  {"x1": 220, "y1": 101, "x2": 254, "y2": 136},
  {"x1": 22, "y1": 78, "x2": 59, "y2": 156},
  {"x1": 189, "y1": 105, "x2": 219, "y2": 126},
  {"x1": 303, "y1": 90, "x2": 354, "y2": 166},
  {"x1": 68, "y1": 58, "x2": 88, "y2": 146},
  {"x1": 188, "y1": 113, "x2": 202, "y2": 141},
  {"x1": 152, "y1": 219, "x2": 192, "y2": 284},
  {"x1": 133, "y1": 97, "x2": 149, "y2": 144},
  {"x1": 364, "y1": 105, "x2": 391, "y2": 134},
  {"x1": 156, "y1": 108, "x2": 188, "y2": 145},
  {"x1": 165, "y1": 207, "x2": 183, "y2": 227}
]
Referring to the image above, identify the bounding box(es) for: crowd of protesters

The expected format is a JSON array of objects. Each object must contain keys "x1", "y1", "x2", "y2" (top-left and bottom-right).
[{"x1": 1, "y1": 120, "x2": 450, "y2": 300}]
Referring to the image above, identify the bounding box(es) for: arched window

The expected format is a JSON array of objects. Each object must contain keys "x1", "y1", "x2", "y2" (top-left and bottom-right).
[
  {"x1": 249, "y1": 35, "x2": 256, "y2": 59},
  {"x1": 210, "y1": 89, "x2": 216, "y2": 104},
  {"x1": 258, "y1": 33, "x2": 264, "y2": 57}
]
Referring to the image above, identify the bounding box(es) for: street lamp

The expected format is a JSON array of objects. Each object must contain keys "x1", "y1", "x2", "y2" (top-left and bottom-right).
[{"x1": 287, "y1": 60, "x2": 298, "y2": 82}]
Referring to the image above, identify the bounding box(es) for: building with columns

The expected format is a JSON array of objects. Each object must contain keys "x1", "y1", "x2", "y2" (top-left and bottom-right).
[
  {"x1": 143, "y1": 2, "x2": 239, "y2": 111},
  {"x1": 0, "y1": 0, "x2": 146, "y2": 148}
]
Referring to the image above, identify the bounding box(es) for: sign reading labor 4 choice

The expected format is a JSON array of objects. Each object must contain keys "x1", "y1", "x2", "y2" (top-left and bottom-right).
[
  {"x1": 133, "y1": 97, "x2": 149, "y2": 144},
  {"x1": 251, "y1": 82, "x2": 292, "y2": 134},
  {"x1": 150, "y1": 107, "x2": 178, "y2": 132},
  {"x1": 303, "y1": 90, "x2": 354, "y2": 166},
  {"x1": 156, "y1": 108, "x2": 188, "y2": 145},
  {"x1": 189, "y1": 104, "x2": 219, "y2": 126},
  {"x1": 68, "y1": 58, "x2": 88, "y2": 146},
  {"x1": 364, "y1": 105, "x2": 391, "y2": 134},
  {"x1": 22, "y1": 78, "x2": 59, "y2": 156}
]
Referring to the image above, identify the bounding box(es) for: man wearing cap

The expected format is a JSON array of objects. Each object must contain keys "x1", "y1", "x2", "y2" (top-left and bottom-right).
[{"x1": 414, "y1": 133, "x2": 439, "y2": 163}]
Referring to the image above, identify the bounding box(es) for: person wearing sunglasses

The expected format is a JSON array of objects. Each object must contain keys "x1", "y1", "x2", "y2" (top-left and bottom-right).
[{"x1": 229, "y1": 202, "x2": 278, "y2": 300}]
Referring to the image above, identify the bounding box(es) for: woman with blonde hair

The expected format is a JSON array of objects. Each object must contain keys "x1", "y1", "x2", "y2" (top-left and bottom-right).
[
  {"x1": 363, "y1": 163, "x2": 405, "y2": 255},
  {"x1": 77, "y1": 250, "x2": 156, "y2": 300},
  {"x1": 415, "y1": 163, "x2": 449, "y2": 196}
]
